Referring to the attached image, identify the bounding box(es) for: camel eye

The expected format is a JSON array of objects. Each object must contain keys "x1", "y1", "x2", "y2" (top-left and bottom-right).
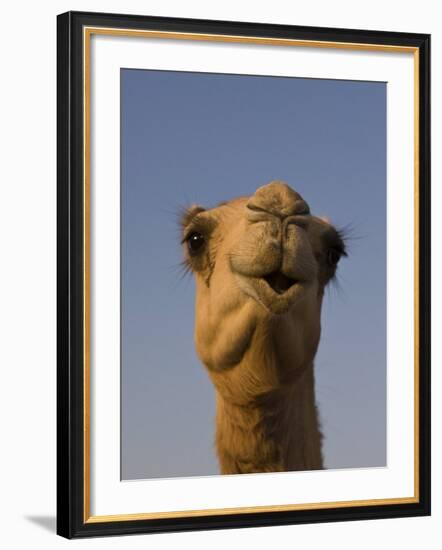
[
  {"x1": 327, "y1": 247, "x2": 341, "y2": 266},
  {"x1": 187, "y1": 232, "x2": 205, "y2": 255}
]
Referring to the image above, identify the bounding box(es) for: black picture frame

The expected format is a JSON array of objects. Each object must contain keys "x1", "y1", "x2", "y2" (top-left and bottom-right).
[{"x1": 57, "y1": 10, "x2": 431, "y2": 539}]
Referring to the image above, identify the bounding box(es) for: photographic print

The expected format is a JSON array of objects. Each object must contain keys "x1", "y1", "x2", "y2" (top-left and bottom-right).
[
  {"x1": 121, "y1": 70, "x2": 387, "y2": 480},
  {"x1": 57, "y1": 11, "x2": 430, "y2": 538}
]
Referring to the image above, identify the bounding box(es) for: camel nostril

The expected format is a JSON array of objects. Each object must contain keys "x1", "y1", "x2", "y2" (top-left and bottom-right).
[
  {"x1": 246, "y1": 203, "x2": 268, "y2": 214},
  {"x1": 246, "y1": 202, "x2": 279, "y2": 223},
  {"x1": 247, "y1": 181, "x2": 310, "y2": 219},
  {"x1": 246, "y1": 202, "x2": 266, "y2": 212}
]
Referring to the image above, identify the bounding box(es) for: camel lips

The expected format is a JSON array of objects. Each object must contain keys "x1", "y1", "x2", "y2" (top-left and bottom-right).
[{"x1": 263, "y1": 271, "x2": 297, "y2": 294}]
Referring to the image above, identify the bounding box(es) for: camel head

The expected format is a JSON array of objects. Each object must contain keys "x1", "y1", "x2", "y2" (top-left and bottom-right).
[{"x1": 180, "y1": 181, "x2": 346, "y2": 380}]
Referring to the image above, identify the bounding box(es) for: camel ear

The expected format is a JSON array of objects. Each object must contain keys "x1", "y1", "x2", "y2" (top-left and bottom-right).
[{"x1": 180, "y1": 204, "x2": 206, "y2": 229}]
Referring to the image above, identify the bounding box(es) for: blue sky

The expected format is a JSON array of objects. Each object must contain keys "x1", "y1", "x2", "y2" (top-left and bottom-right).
[{"x1": 121, "y1": 68, "x2": 386, "y2": 479}]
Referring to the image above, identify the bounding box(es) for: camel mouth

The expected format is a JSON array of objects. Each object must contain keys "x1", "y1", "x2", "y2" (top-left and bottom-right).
[
  {"x1": 262, "y1": 271, "x2": 298, "y2": 295},
  {"x1": 234, "y1": 270, "x2": 308, "y2": 315}
]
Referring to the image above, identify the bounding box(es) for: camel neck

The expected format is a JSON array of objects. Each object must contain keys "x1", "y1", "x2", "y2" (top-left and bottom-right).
[{"x1": 214, "y1": 366, "x2": 323, "y2": 475}]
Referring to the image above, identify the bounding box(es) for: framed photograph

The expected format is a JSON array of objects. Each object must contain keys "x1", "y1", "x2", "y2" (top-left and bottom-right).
[{"x1": 57, "y1": 11, "x2": 431, "y2": 538}]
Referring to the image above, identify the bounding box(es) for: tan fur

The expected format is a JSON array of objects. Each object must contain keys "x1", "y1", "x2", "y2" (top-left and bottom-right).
[{"x1": 180, "y1": 181, "x2": 345, "y2": 474}]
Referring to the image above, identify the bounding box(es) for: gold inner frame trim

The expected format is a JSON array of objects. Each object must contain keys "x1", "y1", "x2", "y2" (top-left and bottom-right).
[
  {"x1": 83, "y1": 26, "x2": 420, "y2": 523},
  {"x1": 85, "y1": 26, "x2": 418, "y2": 53},
  {"x1": 413, "y1": 49, "x2": 420, "y2": 502},
  {"x1": 85, "y1": 496, "x2": 419, "y2": 524}
]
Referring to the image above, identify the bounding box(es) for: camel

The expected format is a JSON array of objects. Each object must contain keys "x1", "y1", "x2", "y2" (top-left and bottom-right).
[{"x1": 180, "y1": 181, "x2": 346, "y2": 475}]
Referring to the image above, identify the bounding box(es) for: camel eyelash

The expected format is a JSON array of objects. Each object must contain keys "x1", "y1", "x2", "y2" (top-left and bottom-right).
[{"x1": 323, "y1": 228, "x2": 348, "y2": 258}]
